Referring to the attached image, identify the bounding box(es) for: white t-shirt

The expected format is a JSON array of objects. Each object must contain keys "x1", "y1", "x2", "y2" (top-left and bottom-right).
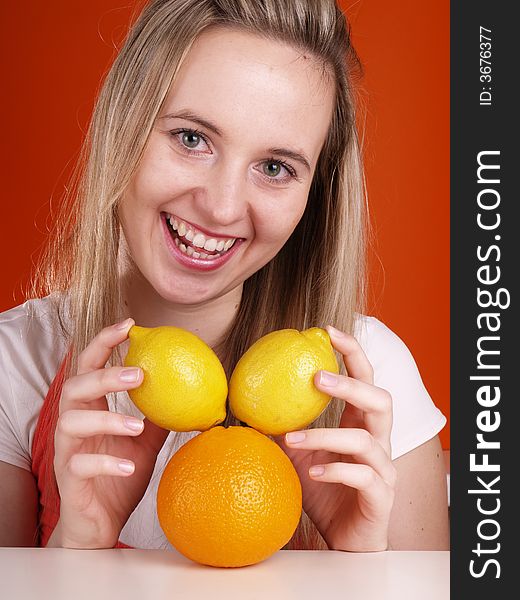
[{"x1": 0, "y1": 295, "x2": 446, "y2": 549}]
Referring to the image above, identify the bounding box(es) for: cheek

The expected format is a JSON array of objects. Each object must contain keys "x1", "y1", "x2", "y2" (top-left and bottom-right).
[
  {"x1": 117, "y1": 203, "x2": 140, "y2": 254},
  {"x1": 253, "y1": 193, "x2": 308, "y2": 244},
  {"x1": 130, "y1": 142, "x2": 192, "y2": 205},
  {"x1": 132, "y1": 166, "x2": 173, "y2": 206},
  {"x1": 118, "y1": 188, "x2": 153, "y2": 251},
  {"x1": 117, "y1": 198, "x2": 133, "y2": 235}
]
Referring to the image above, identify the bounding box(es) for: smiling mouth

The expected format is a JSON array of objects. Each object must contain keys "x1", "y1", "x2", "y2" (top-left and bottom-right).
[{"x1": 164, "y1": 213, "x2": 239, "y2": 260}]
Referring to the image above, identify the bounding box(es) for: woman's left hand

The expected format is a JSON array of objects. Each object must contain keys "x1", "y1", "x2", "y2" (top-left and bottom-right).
[{"x1": 275, "y1": 325, "x2": 396, "y2": 552}]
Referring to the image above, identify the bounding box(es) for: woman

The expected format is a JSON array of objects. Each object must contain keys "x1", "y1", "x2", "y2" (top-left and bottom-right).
[{"x1": 0, "y1": 0, "x2": 449, "y2": 551}]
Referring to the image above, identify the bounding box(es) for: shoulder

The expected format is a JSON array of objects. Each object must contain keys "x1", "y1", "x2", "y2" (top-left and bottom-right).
[
  {"x1": 354, "y1": 315, "x2": 431, "y2": 389},
  {"x1": 0, "y1": 295, "x2": 69, "y2": 470},
  {"x1": 0, "y1": 294, "x2": 68, "y2": 371},
  {"x1": 354, "y1": 315, "x2": 412, "y2": 369},
  {"x1": 353, "y1": 315, "x2": 447, "y2": 460}
]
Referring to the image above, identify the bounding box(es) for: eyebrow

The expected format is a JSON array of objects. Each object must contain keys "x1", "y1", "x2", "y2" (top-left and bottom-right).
[
  {"x1": 161, "y1": 110, "x2": 223, "y2": 136},
  {"x1": 268, "y1": 148, "x2": 311, "y2": 172},
  {"x1": 160, "y1": 110, "x2": 311, "y2": 172}
]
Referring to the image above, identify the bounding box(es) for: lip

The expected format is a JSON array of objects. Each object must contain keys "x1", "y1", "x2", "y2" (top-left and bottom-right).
[
  {"x1": 165, "y1": 212, "x2": 239, "y2": 240},
  {"x1": 161, "y1": 213, "x2": 244, "y2": 272}
]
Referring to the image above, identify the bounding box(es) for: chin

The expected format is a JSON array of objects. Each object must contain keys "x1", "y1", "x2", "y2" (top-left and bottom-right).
[
  {"x1": 156, "y1": 285, "x2": 212, "y2": 306},
  {"x1": 153, "y1": 273, "x2": 218, "y2": 306}
]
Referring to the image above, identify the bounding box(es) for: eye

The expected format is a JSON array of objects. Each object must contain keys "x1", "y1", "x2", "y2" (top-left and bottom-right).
[
  {"x1": 169, "y1": 128, "x2": 210, "y2": 153},
  {"x1": 259, "y1": 158, "x2": 298, "y2": 185},
  {"x1": 181, "y1": 131, "x2": 202, "y2": 149},
  {"x1": 263, "y1": 162, "x2": 282, "y2": 177}
]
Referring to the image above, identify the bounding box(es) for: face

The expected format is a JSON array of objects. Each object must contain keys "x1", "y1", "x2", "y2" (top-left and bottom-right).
[{"x1": 119, "y1": 27, "x2": 335, "y2": 306}]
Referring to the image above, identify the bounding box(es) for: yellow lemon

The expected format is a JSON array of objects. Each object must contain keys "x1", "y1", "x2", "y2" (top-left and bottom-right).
[
  {"x1": 124, "y1": 325, "x2": 227, "y2": 431},
  {"x1": 229, "y1": 328, "x2": 339, "y2": 435}
]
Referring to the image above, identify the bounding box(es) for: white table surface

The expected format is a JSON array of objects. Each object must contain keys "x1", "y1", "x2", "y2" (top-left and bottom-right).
[{"x1": 1, "y1": 548, "x2": 449, "y2": 600}]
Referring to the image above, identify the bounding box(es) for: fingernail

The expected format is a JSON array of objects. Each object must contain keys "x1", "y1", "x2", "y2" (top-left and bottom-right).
[
  {"x1": 327, "y1": 325, "x2": 344, "y2": 338},
  {"x1": 115, "y1": 318, "x2": 133, "y2": 331},
  {"x1": 286, "y1": 431, "x2": 306, "y2": 444},
  {"x1": 309, "y1": 466, "x2": 325, "y2": 477},
  {"x1": 118, "y1": 460, "x2": 135, "y2": 474},
  {"x1": 319, "y1": 370, "x2": 338, "y2": 387},
  {"x1": 119, "y1": 367, "x2": 141, "y2": 383},
  {"x1": 123, "y1": 416, "x2": 144, "y2": 432}
]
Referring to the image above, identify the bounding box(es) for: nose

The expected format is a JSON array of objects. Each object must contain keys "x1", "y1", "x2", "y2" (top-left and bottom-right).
[{"x1": 195, "y1": 162, "x2": 249, "y2": 227}]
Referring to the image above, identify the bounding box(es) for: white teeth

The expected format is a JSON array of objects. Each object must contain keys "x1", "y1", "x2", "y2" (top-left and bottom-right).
[
  {"x1": 167, "y1": 214, "x2": 239, "y2": 258},
  {"x1": 167, "y1": 215, "x2": 178, "y2": 230},
  {"x1": 224, "y1": 239, "x2": 235, "y2": 251},
  {"x1": 203, "y1": 238, "x2": 218, "y2": 252},
  {"x1": 192, "y1": 233, "x2": 206, "y2": 248}
]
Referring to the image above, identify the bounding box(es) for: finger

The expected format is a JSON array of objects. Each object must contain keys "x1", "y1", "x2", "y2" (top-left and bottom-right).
[
  {"x1": 326, "y1": 326, "x2": 373, "y2": 384},
  {"x1": 67, "y1": 453, "x2": 136, "y2": 480},
  {"x1": 60, "y1": 366, "x2": 143, "y2": 412},
  {"x1": 308, "y1": 462, "x2": 395, "y2": 515},
  {"x1": 56, "y1": 409, "x2": 144, "y2": 441},
  {"x1": 57, "y1": 454, "x2": 136, "y2": 510},
  {"x1": 54, "y1": 410, "x2": 144, "y2": 471},
  {"x1": 314, "y1": 372, "x2": 392, "y2": 447},
  {"x1": 285, "y1": 428, "x2": 396, "y2": 485},
  {"x1": 77, "y1": 318, "x2": 134, "y2": 375}
]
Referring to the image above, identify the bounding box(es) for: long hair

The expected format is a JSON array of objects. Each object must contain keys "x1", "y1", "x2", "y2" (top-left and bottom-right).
[{"x1": 29, "y1": 0, "x2": 367, "y2": 550}]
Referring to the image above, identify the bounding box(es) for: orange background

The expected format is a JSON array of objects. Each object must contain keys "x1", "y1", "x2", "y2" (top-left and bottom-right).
[{"x1": 0, "y1": 1, "x2": 449, "y2": 448}]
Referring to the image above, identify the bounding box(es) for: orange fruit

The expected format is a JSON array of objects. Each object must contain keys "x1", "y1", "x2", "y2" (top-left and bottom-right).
[{"x1": 157, "y1": 426, "x2": 302, "y2": 567}]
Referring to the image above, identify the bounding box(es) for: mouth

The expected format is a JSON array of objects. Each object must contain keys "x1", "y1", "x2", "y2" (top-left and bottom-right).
[
  {"x1": 161, "y1": 212, "x2": 244, "y2": 271},
  {"x1": 163, "y1": 212, "x2": 240, "y2": 260}
]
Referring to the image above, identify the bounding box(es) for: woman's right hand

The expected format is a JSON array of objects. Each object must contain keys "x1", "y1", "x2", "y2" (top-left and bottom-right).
[{"x1": 51, "y1": 318, "x2": 169, "y2": 549}]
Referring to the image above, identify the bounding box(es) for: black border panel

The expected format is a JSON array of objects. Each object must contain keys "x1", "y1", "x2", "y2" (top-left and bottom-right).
[{"x1": 451, "y1": 1, "x2": 517, "y2": 595}]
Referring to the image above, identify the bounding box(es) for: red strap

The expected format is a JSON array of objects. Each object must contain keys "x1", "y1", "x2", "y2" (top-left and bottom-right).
[{"x1": 31, "y1": 350, "x2": 134, "y2": 549}]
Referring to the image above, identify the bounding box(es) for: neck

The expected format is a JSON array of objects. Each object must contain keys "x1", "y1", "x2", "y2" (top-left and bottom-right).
[{"x1": 119, "y1": 267, "x2": 243, "y2": 350}]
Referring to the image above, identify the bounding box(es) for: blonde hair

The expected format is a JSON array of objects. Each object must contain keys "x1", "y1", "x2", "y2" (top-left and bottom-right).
[{"x1": 30, "y1": 0, "x2": 367, "y2": 550}]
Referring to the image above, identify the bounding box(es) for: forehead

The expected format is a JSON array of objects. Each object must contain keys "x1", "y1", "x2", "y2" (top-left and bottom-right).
[{"x1": 161, "y1": 27, "x2": 335, "y2": 157}]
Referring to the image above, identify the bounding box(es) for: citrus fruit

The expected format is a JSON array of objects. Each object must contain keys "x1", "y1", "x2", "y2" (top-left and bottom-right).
[
  {"x1": 124, "y1": 325, "x2": 227, "y2": 431},
  {"x1": 228, "y1": 327, "x2": 339, "y2": 435},
  {"x1": 157, "y1": 426, "x2": 302, "y2": 567}
]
